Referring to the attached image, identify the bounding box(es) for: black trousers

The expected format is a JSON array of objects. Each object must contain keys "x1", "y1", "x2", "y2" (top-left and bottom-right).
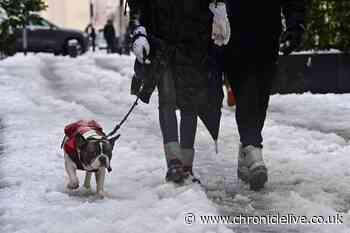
[
  {"x1": 158, "y1": 68, "x2": 197, "y2": 149},
  {"x1": 106, "y1": 39, "x2": 115, "y2": 54},
  {"x1": 226, "y1": 62, "x2": 277, "y2": 147}
]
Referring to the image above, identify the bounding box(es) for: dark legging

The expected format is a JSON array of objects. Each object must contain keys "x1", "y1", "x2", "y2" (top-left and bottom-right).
[{"x1": 158, "y1": 68, "x2": 197, "y2": 150}]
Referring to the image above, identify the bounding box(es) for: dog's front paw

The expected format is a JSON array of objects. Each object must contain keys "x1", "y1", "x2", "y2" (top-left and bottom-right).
[{"x1": 67, "y1": 181, "x2": 79, "y2": 190}]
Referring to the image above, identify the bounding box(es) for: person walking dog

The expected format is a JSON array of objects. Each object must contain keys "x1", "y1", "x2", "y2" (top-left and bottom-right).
[{"x1": 128, "y1": 0, "x2": 230, "y2": 184}]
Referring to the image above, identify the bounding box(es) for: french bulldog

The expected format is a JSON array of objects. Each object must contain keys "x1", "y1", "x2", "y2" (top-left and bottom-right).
[{"x1": 62, "y1": 120, "x2": 120, "y2": 198}]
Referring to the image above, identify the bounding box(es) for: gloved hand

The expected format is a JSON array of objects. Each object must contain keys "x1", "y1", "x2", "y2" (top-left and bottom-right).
[
  {"x1": 130, "y1": 74, "x2": 153, "y2": 104},
  {"x1": 132, "y1": 26, "x2": 151, "y2": 64},
  {"x1": 280, "y1": 24, "x2": 305, "y2": 55},
  {"x1": 132, "y1": 60, "x2": 155, "y2": 104},
  {"x1": 209, "y1": 2, "x2": 231, "y2": 46},
  {"x1": 130, "y1": 74, "x2": 142, "y2": 96}
]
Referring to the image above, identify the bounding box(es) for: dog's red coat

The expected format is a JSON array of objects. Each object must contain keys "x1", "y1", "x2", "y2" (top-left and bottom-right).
[{"x1": 63, "y1": 120, "x2": 104, "y2": 160}]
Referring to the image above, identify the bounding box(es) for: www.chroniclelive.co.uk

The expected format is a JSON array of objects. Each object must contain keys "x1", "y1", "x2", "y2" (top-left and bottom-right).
[{"x1": 184, "y1": 212, "x2": 344, "y2": 225}]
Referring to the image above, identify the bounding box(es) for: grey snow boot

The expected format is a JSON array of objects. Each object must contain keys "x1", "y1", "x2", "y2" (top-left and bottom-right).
[
  {"x1": 166, "y1": 159, "x2": 186, "y2": 184},
  {"x1": 237, "y1": 145, "x2": 268, "y2": 191},
  {"x1": 164, "y1": 142, "x2": 186, "y2": 184}
]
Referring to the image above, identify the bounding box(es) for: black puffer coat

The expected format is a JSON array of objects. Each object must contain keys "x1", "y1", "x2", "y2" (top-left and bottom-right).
[
  {"x1": 129, "y1": 0, "x2": 222, "y2": 111},
  {"x1": 225, "y1": 0, "x2": 306, "y2": 65}
]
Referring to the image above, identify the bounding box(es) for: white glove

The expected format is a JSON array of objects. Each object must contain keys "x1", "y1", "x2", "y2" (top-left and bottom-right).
[
  {"x1": 209, "y1": 2, "x2": 231, "y2": 46},
  {"x1": 132, "y1": 26, "x2": 151, "y2": 64}
]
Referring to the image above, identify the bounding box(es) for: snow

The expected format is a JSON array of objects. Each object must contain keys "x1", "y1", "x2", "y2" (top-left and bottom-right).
[
  {"x1": 292, "y1": 49, "x2": 342, "y2": 55},
  {"x1": 1, "y1": 52, "x2": 350, "y2": 233}
]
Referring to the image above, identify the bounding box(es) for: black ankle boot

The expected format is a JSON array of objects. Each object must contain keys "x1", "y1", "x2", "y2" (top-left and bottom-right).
[{"x1": 165, "y1": 159, "x2": 186, "y2": 184}]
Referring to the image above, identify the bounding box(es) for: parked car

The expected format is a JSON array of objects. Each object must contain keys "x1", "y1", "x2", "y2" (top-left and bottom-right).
[{"x1": 12, "y1": 14, "x2": 89, "y2": 57}]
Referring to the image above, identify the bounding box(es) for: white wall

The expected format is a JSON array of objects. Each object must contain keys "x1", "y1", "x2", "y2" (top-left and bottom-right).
[
  {"x1": 41, "y1": 0, "x2": 90, "y2": 31},
  {"x1": 40, "y1": 0, "x2": 128, "y2": 35}
]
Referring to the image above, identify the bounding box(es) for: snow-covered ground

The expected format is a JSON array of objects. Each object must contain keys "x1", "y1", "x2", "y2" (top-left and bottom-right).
[{"x1": 1, "y1": 52, "x2": 350, "y2": 233}]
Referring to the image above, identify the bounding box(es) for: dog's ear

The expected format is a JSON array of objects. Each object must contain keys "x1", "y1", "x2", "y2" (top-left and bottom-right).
[
  {"x1": 109, "y1": 134, "x2": 121, "y2": 149},
  {"x1": 75, "y1": 134, "x2": 87, "y2": 149}
]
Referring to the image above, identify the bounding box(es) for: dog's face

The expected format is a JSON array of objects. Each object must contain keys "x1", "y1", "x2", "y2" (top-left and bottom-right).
[{"x1": 76, "y1": 134, "x2": 120, "y2": 172}]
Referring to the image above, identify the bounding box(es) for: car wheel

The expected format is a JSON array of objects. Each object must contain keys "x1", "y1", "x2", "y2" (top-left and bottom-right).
[{"x1": 64, "y1": 39, "x2": 82, "y2": 58}]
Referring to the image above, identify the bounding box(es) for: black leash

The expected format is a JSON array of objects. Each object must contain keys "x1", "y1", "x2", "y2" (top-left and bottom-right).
[{"x1": 107, "y1": 96, "x2": 140, "y2": 137}]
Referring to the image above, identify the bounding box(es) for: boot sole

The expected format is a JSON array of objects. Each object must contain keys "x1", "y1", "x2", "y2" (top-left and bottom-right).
[{"x1": 249, "y1": 166, "x2": 268, "y2": 191}]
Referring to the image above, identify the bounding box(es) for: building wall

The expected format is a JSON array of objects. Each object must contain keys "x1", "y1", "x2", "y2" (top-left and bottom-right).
[
  {"x1": 93, "y1": 0, "x2": 129, "y2": 36},
  {"x1": 94, "y1": 0, "x2": 117, "y2": 29},
  {"x1": 40, "y1": 0, "x2": 128, "y2": 34},
  {"x1": 41, "y1": 0, "x2": 90, "y2": 31}
]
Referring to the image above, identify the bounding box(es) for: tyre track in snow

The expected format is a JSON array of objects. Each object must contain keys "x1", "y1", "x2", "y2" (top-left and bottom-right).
[
  {"x1": 39, "y1": 55, "x2": 128, "y2": 118},
  {"x1": 40, "y1": 57, "x2": 73, "y2": 102},
  {"x1": 39, "y1": 56, "x2": 103, "y2": 116}
]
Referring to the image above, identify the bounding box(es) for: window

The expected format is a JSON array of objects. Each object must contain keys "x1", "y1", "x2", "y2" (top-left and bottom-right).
[{"x1": 28, "y1": 16, "x2": 52, "y2": 29}]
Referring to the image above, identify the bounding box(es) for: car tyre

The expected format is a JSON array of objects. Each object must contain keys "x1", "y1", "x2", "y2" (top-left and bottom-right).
[{"x1": 65, "y1": 39, "x2": 82, "y2": 58}]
